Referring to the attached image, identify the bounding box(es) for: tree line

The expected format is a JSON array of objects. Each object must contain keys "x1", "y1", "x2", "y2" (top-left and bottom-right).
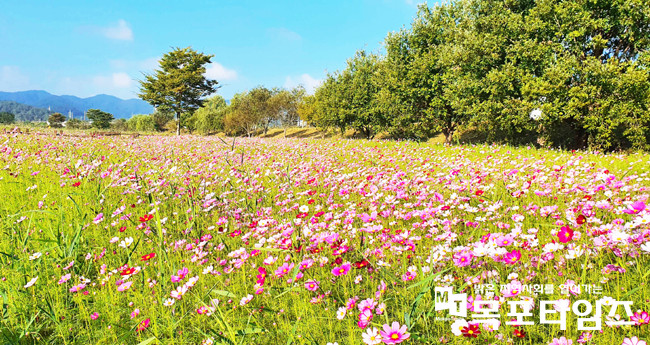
[{"x1": 301, "y1": 0, "x2": 650, "y2": 150}]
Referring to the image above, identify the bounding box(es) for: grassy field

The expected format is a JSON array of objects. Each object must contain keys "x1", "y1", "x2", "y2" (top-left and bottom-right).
[{"x1": 0, "y1": 131, "x2": 649, "y2": 344}]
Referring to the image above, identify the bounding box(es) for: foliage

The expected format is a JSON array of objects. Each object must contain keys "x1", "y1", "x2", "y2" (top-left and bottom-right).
[
  {"x1": 86, "y1": 109, "x2": 114, "y2": 129},
  {"x1": 66, "y1": 118, "x2": 91, "y2": 130},
  {"x1": 193, "y1": 95, "x2": 228, "y2": 134},
  {"x1": 48, "y1": 112, "x2": 66, "y2": 128},
  {"x1": 138, "y1": 47, "x2": 219, "y2": 135},
  {"x1": 306, "y1": 0, "x2": 650, "y2": 150},
  {"x1": 126, "y1": 114, "x2": 156, "y2": 132},
  {"x1": 0, "y1": 101, "x2": 50, "y2": 122},
  {"x1": 0, "y1": 112, "x2": 14, "y2": 124}
]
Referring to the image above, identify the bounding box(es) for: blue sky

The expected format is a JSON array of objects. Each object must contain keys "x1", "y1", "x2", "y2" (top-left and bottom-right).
[{"x1": 0, "y1": 1, "x2": 424, "y2": 100}]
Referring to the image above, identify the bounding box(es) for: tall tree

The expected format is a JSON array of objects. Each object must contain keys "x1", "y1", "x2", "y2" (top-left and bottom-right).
[
  {"x1": 86, "y1": 109, "x2": 114, "y2": 129},
  {"x1": 138, "y1": 47, "x2": 219, "y2": 135}
]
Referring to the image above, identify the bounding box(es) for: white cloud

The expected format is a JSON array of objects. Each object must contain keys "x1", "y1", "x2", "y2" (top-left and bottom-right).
[
  {"x1": 267, "y1": 28, "x2": 302, "y2": 42},
  {"x1": 0, "y1": 66, "x2": 31, "y2": 91},
  {"x1": 103, "y1": 20, "x2": 133, "y2": 41},
  {"x1": 284, "y1": 74, "x2": 322, "y2": 94},
  {"x1": 91, "y1": 72, "x2": 134, "y2": 93},
  {"x1": 112, "y1": 72, "x2": 132, "y2": 88},
  {"x1": 204, "y1": 62, "x2": 238, "y2": 81}
]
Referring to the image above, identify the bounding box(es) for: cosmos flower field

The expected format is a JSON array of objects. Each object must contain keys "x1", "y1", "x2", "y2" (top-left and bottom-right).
[{"x1": 0, "y1": 133, "x2": 649, "y2": 345}]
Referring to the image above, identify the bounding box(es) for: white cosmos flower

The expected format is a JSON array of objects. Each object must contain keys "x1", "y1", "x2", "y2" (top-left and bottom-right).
[
  {"x1": 451, "y1": 319, "x2": 469, "y2": 336},
  {"x1": 640, "y1": 242, "x2": 650, "y2": 253},
  {"x1": 29, "y1": 252, "x2": 42, "y2": 260},
  {"x1": 24, "y1": 277, "x2": 38, "y2": 289}
]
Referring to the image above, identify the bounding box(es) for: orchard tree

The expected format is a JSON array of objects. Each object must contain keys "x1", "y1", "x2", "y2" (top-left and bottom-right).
[
  {"x1": 138, "y1": 47, "x2": 219, "y2": 135},
  {"x1": 48, "y1": 113, "x2": 66, "y2": 128},
  {"x1": 86, "y1": 109, "x2": 114, "y2": 129}
]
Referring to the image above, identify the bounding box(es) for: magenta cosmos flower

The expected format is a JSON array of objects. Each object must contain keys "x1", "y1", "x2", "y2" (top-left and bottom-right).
[
  {"x1": 331, "y1": 263, "x2": 351, "y2": 276},
  {"x1": 503, "y1": 249, "x2": 521, "y2": 264},
  {"x1": 453, "y1": 251, "x2": 473, "y2": 267},
  {"x1": 557, "y1": 226, "x2": 574, "y2": 243},
  {"x1": 623, "y1": 201, "x2": 646, "y2": 214},
  {"x1": 304, "y1": 280, "x2": 320, "y2": 291},
  {"x1": 631, "y1": 311, "x2": 649, "y2": 325},
  {"x1": 380, "y1": 321, "x2": 410, "y2": 344}
]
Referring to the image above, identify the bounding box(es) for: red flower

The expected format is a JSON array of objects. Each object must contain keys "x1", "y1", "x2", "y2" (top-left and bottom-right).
[
  {"x1": 513, "y1": 329, "x2": 526, "y2": 338},
  {"x1": 307, "y1": 199, "x2": 315, "y2": 204},
  {"x1": 121, "y1": 267, "x2": 135, "y2": 276},
  {"x1": 72, "y1": 182, "x2": 81, "y2": 187},
  {"x1": 576, "y1": 214, "x2": 586, "y2": 225},
  {"x1": 139, "y1": 214, "x2": 153, "y2": 223},
  {"x1": 141, "y1": 253, "x2": 155, "y2": 261},
  {"x1": 136, "y1": 318, "x2": 150, "y2": 332},
  {"x1": 475, "y1": 190, "x2": 484, "y2": 196},
  {"x1": 119, "y1": 226, "x2": 126, "y2": 232},
  {"x1": 461, "y1": 324, "x2": 481, "y2": 338},
  {"x1": 353, "y1": 260, "x2": 370, "y2": 269}
]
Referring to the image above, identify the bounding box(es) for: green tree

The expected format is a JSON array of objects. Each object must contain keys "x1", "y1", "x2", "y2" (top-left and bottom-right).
[
  {"x1": 86, "y1": 109, "x2": 114, "y2": 129},
  {"x1": 0, "y1": 112, "x2": 14, "y2": 124},
  {"x1": 194, "y1": 95, "x2": 228, "y2": 134},
  {"x1": 224, "y1": 92, "x2": 260, "y2": 137},
  {"x1": 138, "y1": 47, "x2": 219, "y2": 135},
  {"x1": 151, "y1": 106, "x2": 175, "y2": 132},
  {"x1": 48, "y1": 113, "x2": 66, "y2": 128},
  {"x1": 269, "y1": 86, "x2": 305, "y2": 137},
  {"x1": 126, "y1": 114, "x2": 156, "y2": 132}
]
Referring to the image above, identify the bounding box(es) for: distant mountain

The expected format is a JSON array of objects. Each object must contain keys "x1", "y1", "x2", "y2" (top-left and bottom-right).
[
  {"x1": 0, "y1": 101, "x2": 52, "y2": 122},
  {"x1": 0, "y1": 90, "x2": 153, "y2": 119}
]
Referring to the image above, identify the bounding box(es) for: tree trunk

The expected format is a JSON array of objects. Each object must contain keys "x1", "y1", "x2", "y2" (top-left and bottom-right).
[
  {"x1": 284, "y1": 127, "x2": 287, "y2": 138},
  {"x1": 176, "y1": 112, "x2": 181, "y2": 136},
  {"x1": 443, "y1": 128, "x2": 454, "y2": 144}
]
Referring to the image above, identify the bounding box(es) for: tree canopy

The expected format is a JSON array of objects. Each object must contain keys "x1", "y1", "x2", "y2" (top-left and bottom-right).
[
  {"x1": 86, "y1": 109, "x2": 114, "y2": 129},
  {"x1": 306, "y1": 0, "x2": 650, "y2": 150},
  {"x1": 138, "y1": 47, "x2": 219, "y2": 135}
]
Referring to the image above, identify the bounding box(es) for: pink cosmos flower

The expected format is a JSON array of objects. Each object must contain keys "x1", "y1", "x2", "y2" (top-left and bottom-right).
[
  {"x1": 90, "y1": 312, "x2": 99, "y2": 320},
  {"x1": 576, "y1": 332, "x2": 592, "y2": 344},
  {"x1": 503, "y1": 249, "x2": 521, "y2": 264},
  {"x1": 622, "y1": 337, "x2": 646, "y2": 345},
  {"x1": 380, "y1": 321, "x2": 410, "y2": 344},
  {"x1": 495, "y1": 234, "x2": 514, "y2": 246},
  {"x1": 275, "y1": 262, "x2": 294, "y2": 278},
  {"x1": 117, "y1": 281, "x2": 133, "y2": 292},
  {"x1": 358, "y1": 309, "x2": 373, "y2": 329},
  {"x1": 171, "y1": 267, "x2": 188, "y2": 282},
  {"x1": 453, "y1": 251, "x2": 473, "y2": 267},
  {"x1": 623, "y1": 201, "x2": 646, "y2": 215},
  {"x1": 631, "y1": 311, "x2": 650, "y2": 325},
  {"x1": 549, "y1": 336, "x2": 573, "y2": 345},
  {"x1": 58, "y1": 274, "x2": 71, "y2": 284},
  {"x1": 136, "y1": 318, "x2": 150, "y2": 332},
  {"x1": 304, "y1": 280, "x2": 319, "y2": 291},
  {"x1": 558, "y1": 226, "x2": 574, "y2": 243},
  {"x1": 331, "y1": 262, "x2": 351, "y2": 276},
  {"x1": 69, "y1": 283, "x2": 86, "y2": 293},
  {"x1": 92, "y1": 213, "x2": 103, "y2": 224},
  {"x1": 502, "y1": 280, "x2": 522, "y2": 298}
]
